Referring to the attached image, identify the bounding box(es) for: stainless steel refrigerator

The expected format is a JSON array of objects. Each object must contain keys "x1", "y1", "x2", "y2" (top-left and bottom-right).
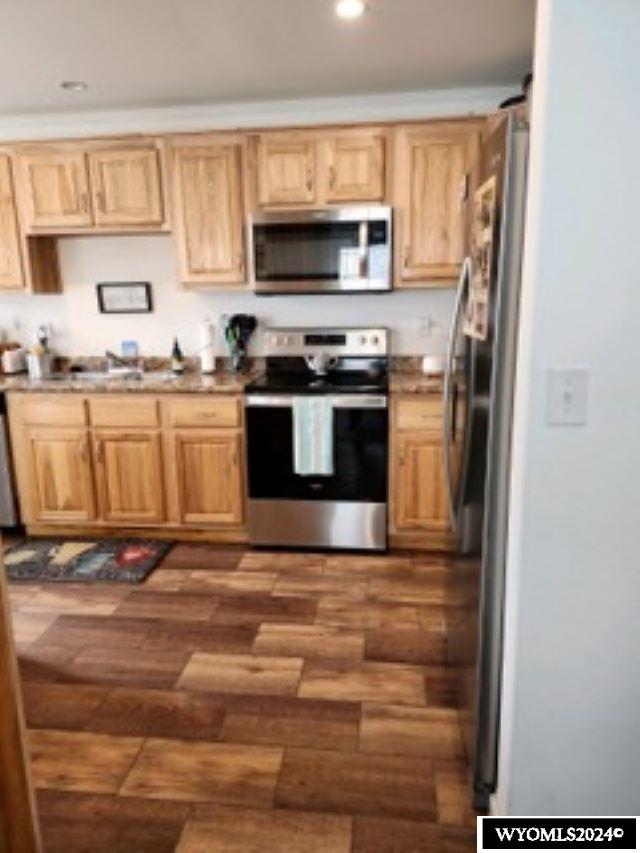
[{"x1": 442, "y1": 110, "x2": 530, "y2": 809}]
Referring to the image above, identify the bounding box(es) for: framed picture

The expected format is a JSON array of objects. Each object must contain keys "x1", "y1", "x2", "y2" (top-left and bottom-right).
[{"x1": 96, "y1": 282, "x2": 153, "y2": 314}]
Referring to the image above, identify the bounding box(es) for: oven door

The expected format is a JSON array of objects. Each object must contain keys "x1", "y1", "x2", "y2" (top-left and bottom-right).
[
  {"x1": 251, "y1": 207, "x2": 392, "y2": 294},
  {"x1": 245, "y1": 394, "x2": 388, "y2": 550}
]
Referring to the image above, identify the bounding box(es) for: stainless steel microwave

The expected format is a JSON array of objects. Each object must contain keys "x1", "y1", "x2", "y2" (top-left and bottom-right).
[{"x1": 250, "y1": 206, "x2": 392, "y2": 295}]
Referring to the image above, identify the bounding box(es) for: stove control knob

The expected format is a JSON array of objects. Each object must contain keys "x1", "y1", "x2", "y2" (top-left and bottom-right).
[
  {"x1": 359, "y1": 335, "x2": 368, "y2": 345},
  {"x1": 371, "y1": 335, "x2": 379, "y2": 346},
  {"x1": 285, "y1": 336, "x2": 294, "y2": 345}
]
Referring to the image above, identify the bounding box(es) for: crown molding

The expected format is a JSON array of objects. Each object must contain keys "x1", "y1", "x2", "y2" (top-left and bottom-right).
[{"x1": 0, "y1": 85, "x2": 515, "y2": 141}]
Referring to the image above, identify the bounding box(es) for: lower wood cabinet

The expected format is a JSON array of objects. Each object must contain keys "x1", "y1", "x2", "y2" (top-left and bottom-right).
[
  {"x1": 8, "y1": 392, "x2": 246, "y2": 537},
  {"x1": 25, "y1": 426, "x2": 95, "y2": 523},
  {"x1": 93, "y1": 430, "x2": 164, "y2": 524},
  {"x1": 390, "y1": 395, "x2": 454, "y2": 549},
  {"x1": 171, "y1": 429, "x2": 243, "y2": 526}
]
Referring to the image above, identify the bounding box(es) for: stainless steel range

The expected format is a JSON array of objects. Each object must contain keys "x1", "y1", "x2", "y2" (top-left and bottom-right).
[{"x1": 244, "y1": 327, "x2": 389, "y2": 551}]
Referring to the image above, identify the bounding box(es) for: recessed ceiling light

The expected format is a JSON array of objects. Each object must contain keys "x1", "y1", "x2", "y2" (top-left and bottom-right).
[
  {"x1": 60, "y1": 80, "x2": 88, "y2": 92},
  {"x1": 335, "y1": 0, "x2": 367, "y2": 20}
]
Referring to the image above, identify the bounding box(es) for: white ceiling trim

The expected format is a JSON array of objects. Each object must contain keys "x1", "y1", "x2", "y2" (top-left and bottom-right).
[{"x1": 0, "y1": 85, "x2": 516, "y2": 141}]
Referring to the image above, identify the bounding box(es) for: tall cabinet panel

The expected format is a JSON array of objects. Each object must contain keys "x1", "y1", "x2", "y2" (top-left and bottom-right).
[
  {"x1": 172, "y1": 141, "x2": 245, "y2": 285},
  {"x1": 0, "y1": 156, "x2": 23, "y2": 289},
  {"x1": 395, "y1": 122, "x2": 480, "y2": 284}
]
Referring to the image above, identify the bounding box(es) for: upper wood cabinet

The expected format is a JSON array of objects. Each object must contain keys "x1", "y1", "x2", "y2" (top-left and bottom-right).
[
  {"x1": 15, "y1": 140, "x2": 167, "y2": 232},
  {"x1": 171, "y1": 139, "x2": 246, "y2": 286},
  {"x1": 323, "y1": 132, "x2": 384, "y2": 203},
  {"x1": 17, "y1": 149, "x2": 92, "y2": 229},
  {"x1": 394, "y1": 122, "x2": 481, "y2": 284},
  {"x1": 251, "y1": 127, "x2": 386, "y2": 208},
  {"x1": 0, "y1": 155, "x2": 24, "y2": 289},
  {"x1": 88, "y1": 147, "x2": 164, "y2": 226},
  {"x1": 256, "y1": 135, "x2": 316, "y2": 206}
]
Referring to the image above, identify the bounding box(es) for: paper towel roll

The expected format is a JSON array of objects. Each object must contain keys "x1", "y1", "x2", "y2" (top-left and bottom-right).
[{"x1": 199, "y1": 319, "x2": 216, "y2": 374}]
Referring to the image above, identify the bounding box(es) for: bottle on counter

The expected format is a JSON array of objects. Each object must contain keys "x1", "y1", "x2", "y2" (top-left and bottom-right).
[{"x1": 171, "y1": 337, "x2": 185, "y2": 374}]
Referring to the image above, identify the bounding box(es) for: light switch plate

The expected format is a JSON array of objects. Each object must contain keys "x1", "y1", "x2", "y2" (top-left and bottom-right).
[{"x1": 546, "y1": 368, "x2": 588, "y2": 426}]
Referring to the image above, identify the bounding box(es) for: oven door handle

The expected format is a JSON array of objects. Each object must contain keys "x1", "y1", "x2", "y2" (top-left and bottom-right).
[{"x1": 245, "y1": 394, "x2": 387, "y2": 409}]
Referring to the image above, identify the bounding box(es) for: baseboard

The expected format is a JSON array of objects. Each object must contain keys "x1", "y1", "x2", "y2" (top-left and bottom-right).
[{"x1": 24, "y1": 525, "x2": 249, "y2": 544}]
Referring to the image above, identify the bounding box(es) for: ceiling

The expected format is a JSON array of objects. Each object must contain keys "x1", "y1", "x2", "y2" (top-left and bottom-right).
[{"x1": 0, "y1": 0, "x2": 535, "y2": 115}]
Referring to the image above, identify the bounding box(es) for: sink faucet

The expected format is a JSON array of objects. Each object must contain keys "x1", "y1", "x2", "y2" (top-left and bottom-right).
[{"x1": 105, "y1": 351, "x2": 143, "y2": 377}]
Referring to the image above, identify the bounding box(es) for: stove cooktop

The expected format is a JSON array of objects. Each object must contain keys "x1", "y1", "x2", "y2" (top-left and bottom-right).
[{"x1": 244, "y1": 371, "x2": 388, "y2": 395}]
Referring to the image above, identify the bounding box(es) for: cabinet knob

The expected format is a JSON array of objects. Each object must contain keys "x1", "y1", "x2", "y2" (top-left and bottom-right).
[{"x1": 306, "y1": 169, "x2": 313, "y2": 193}]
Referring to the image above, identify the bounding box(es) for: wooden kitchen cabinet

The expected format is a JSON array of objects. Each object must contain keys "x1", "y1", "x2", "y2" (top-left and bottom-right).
[
  {"x1": 0, "y1": 155, "x2": 24, "y2": 289},
  {"x1": 171, "y1": 429, "x2": 244, "y2": 525},
  {"x1": 93, "y1": 430, "x2": 165, "y2": 524},
  {"x1": 390, "y1": 395, "x2": 454, "y2": 549},
  {"x1": 393, "y1": 432, "x2": 448, "y2": 532},
  {"x1": 256, "y1": 135, "x2": 317, "y2": 206},
  {"x1": 17, "y1": 149, "x2": 92, "y2": 229},
  {"x1": 323, "y1": 132, "x2": 385, "y2": 203},
  {"x1": 252, "y1": 127, "x2": 386, "y2": 208},
  {"x1": 15, "y1": 139, "x2": 168, "y2": 233},
  {"x1": 171, "y1": 140, "x2": 246, "y2": 285},
  {"x1": 394, "y1": 121, "x2": 481, "y2": 285},
  {"x1": 24, "y1": 426, "x2": 95, "y2": 523},
  {"x1": 88, "y1": 146, "x2": 164, "y2": 226},
  {"x1": 7, "y1": 391, "x2": 246, "y2": 538}
]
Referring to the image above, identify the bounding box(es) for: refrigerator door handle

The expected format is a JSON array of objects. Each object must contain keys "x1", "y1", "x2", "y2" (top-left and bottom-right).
[{"x1": 442, "y1": 255, "x2": 471, "y2": 530}]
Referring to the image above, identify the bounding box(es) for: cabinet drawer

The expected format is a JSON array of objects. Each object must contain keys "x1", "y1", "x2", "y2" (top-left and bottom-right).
[
  {"x1": 89, "y1": 396, "x2": 159, "y2": 427},
  {"x1": 396, "y1": 397, "x2": 443, "y2": 431},
  {"x1": 20, "y1": 395, "x2": 87, "y2": 426},
  {"x1": 166, "y1": 397, "x2": 240, "y2": 428}
]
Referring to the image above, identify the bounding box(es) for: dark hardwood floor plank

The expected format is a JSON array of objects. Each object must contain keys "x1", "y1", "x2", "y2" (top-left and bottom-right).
[
  {"x1": 22, "y1": 682, "x2": 109, "y2": 731},
  {"x1": 86, "y1": 686, "x2": 226, "y2": 740},
  {"x1": 275, "y1": 747, "x2": 436, "y2": 821},
  {"x1": 352, "y1": 815, "x2": 476, "y2": 852},
  {"x1": 36, "y1": 789, "x2": 189, "y2": 853},
  {"x1": 56, "y1": 646, "x2": 190, "y2": 689}
]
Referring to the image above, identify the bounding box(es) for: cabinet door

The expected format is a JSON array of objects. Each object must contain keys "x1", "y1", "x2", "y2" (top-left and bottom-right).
[
  {"x1": 173, "y1": 144, "x2": 245, "y2": 284},
  {"x1": 257, "y1": 136, "x2": 316, "y2": 206},
  {"x1": 172, "y1": 430, "x2": 243, "y2": 525},
  {"x1": 93, "y1": 430, "x2": 164, "y2": 524},
  {"x1": 19, "y1": 150, "x2": 92, "y2": 228},
  {"x1": 396, "y1": 126, "x2": 476, "y2": 282},
  {"x1": 393, "y1": 432, "x2": 449, "y2": 531},
  {"x1": 89, "y1": 147, "x2": 164, "y2": 226},
  {"x1": 325, "y1": 133, "x2": 384, "y2": 202},
  {"x1": 0, "y1": 156, "x2": 23, "y2": 289},
  {"x1": 26, "y1": 427, "x2": 95, "y2": 523}
]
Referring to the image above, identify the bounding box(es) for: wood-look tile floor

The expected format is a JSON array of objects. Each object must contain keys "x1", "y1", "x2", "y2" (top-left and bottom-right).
[{"x1": 8, "y1": 544, "x2": 478, "y2": 852}]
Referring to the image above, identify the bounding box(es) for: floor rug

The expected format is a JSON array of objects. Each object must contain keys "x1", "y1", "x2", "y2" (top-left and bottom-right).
[{"x1": 4, "y1": 538, "x2": 173, "y2": 583}]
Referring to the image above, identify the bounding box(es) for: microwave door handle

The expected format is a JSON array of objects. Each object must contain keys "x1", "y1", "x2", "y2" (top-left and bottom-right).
[
  {"x1": 442, "y1": 255, "x2": 471, "y2": 530},
  {"x1": 358, "y1": 221, "x2": 369, "y2": 278}
]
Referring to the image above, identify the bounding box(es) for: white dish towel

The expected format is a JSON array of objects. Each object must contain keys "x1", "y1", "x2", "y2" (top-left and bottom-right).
[{"x1": 293, "y1": 396, "x2": 334, "y2": 476}]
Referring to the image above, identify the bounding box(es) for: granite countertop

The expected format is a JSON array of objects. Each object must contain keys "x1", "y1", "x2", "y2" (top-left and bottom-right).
[
  {"x1": 0, "y1": 370, "x2": 256, "y2": 395},
  {"x1": 390, "y1": 372, "x2": 445, "y2": 395}
]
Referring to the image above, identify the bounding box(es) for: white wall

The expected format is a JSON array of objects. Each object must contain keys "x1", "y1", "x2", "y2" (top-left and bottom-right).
[
  {"x1": 0, "y1": 86, "x2": 516, "y2": 359},
  {"x1": 0, "y1": 234, "x2": 454, "y2": 358},
  {"x1": 495, "y1": 0, "x2": 640, "y2": 816}
]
